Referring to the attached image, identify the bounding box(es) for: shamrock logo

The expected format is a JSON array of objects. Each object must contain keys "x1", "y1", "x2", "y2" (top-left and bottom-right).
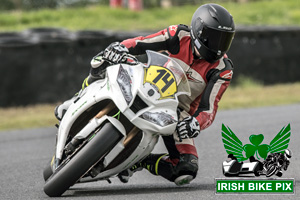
[
  {"x1": 243, "y1": 134, "x2": 270, "y2": 160},
  {"x1": 222, "y1": 124, "x2": 291, "y2": 161}
]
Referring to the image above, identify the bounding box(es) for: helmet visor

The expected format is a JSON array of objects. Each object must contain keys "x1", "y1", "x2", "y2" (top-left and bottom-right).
[{"x1": 199, "y1": 26, "x2": 235, "y2": 53}]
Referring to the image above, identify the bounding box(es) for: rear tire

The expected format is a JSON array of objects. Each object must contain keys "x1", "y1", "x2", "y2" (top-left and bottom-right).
[{"x1": 44, "y1": 123, "x2": 122, "y2": 197}]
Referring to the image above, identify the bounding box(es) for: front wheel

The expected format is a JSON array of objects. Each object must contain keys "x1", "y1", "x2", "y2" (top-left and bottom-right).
[
  {"x1": 43, "y1": 157, "x2": 54, "y2": 181},
  {"x1": 44, "y1": 123, "x2": 122, "y2": 197},
  {"x1": 266, "y1": 165, "x2": 278, "y2": 177}
]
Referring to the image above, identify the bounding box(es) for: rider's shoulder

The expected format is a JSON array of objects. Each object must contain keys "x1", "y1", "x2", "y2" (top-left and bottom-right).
[
  {"x1": 167, "y1": 24, "x2": 190, "y2": 37},
  {"x1": 178, "y1": 24, "x2": 190, "y2": 31},
  {"x1": 204, "y1": 57, "x2": 234, "y2": 82},
  {"x1": 222, "y1": 55, "x2": 234, "y2": 70}
]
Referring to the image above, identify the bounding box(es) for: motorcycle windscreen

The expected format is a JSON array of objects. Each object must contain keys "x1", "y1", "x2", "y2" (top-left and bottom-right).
[{"x1": 144, "y1": 50, "x2": 191, "y2": 99}]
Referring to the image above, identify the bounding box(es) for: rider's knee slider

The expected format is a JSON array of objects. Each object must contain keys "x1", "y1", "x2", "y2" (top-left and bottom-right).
[{"x1": 176, "y1": 154, "x2": 198, "y2": 179}]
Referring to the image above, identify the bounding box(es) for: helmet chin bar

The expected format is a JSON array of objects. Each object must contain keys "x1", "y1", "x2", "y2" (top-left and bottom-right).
[
  {"x1": 192, "y1": 35, "x2": 222, "y2": 63},
  {"x1": 191, "y1": 28, "x2": 218, "y2": 63},
  {"x1": 200, "y1": 43, "x2": 223, "y2": 63}
]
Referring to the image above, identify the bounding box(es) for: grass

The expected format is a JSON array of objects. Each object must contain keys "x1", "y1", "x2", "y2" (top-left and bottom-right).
[
  {"x1": 1, "y1": 82, "x2": 300, "y2": 131},
  {"x1": 219, "y1": 82, "x2": 300, "y2": 110},
  {"x1": 0, "y1": 104, "x2": 56, "y2": 131},
  {"x1": 0, "y1": 0, "x2": 299, "y2": 32}
]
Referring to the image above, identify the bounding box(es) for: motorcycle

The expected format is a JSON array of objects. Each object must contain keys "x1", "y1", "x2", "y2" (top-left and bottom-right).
[
  {"x1": 261, "y1": 151, "x2": 291, "y2": 177},
  {"x1": 43, "y1": 50, "x2": 191, "y2": 197}
]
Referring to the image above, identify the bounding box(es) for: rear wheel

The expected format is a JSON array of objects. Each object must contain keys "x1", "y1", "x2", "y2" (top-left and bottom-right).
[{"x1": 44, "y1": 123, "x2": 122, "y2": 197}]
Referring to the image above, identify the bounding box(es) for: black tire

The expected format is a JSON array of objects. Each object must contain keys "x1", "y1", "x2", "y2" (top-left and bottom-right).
[
  {"x1": 44, "y1": 123, "x2": 122, "y2": 197},
  {"x1": 43, "y1": 158, "x2": 54, "y2": 181},
  {"x1": 266, "y1": 165, "x2": 277, "y2": 177},
  {"x1": 253, "y1": 162, "x2": 263, "y2": 177}
]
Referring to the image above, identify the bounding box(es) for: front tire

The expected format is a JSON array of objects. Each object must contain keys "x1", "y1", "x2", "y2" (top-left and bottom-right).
[
  {"x1": 266, "y1": 165, "x2": 278, "y2": 177},
  {"x1": 43, "y1": 158, "x2": 54, "y2": 181},
  {"x1": 44, "y1": 123, "x2": 122, "y2": 197}
]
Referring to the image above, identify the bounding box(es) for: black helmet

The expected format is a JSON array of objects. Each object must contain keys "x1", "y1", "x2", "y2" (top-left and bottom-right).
[
  {"x1": 284, "y1": 149, "x2": 292, "y2": 159},
  {"x1": 191, "y1": 4, "x2": 235, "y2": 63}
]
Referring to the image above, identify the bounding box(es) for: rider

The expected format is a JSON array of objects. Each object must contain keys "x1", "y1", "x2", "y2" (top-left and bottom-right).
[
  {"x1": 55, "y1": 3, "x2": 235, "y2": 185},
  {"x1": 262, "y1": 149, "x2": 292, "y2": 177}
]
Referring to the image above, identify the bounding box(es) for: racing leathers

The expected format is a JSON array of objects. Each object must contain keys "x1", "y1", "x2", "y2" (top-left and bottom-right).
[{"x1": 118, "y1": 24, "x2": 234, "y2": 184}]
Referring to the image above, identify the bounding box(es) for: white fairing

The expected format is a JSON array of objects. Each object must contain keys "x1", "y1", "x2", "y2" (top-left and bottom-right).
[{"x1": 54, "y1": 51, "x2": 191, "y2": 180}]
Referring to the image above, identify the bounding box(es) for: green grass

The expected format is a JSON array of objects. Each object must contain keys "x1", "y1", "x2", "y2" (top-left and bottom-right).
[
  {"x1": 219, "y1": 82, "x2": 300, "y2": 110},
  {"x1": 0, "y1": 0, "x2": 299, "y2": 32},
  {"x1": 1, "y1": 82, "x2": 300, "y2": 131},
  {"x1": 0, "y1": 104, "x2": 56, "y2": 131}
]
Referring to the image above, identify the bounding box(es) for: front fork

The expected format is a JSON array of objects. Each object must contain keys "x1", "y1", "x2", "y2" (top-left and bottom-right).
[{"x1": 54, "y1": 101, "x2": 125, "y2": 169}]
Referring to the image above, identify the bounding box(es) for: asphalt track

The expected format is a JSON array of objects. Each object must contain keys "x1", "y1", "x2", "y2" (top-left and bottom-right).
[{"x1": 0, "y1": 104, "x2": 299, "y2": 200}]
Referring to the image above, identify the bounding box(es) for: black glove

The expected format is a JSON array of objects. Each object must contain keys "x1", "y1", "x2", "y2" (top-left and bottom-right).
[
  {"x1": 176, "y1": 116, "x2": 200, "y2": 140},
  {"x1": 103, "y1": 42, "x2": 129, "y2": 64}
]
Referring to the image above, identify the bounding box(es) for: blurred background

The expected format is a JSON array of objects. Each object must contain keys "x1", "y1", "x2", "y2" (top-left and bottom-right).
[{"x1": 0, "y1": 0, "x2": 299, "y2": 130}]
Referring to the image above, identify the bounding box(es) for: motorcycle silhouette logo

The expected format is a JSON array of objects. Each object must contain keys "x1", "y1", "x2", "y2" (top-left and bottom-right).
[{"x1": 221, "y1": 124, "x2": 292, "y2": 177}]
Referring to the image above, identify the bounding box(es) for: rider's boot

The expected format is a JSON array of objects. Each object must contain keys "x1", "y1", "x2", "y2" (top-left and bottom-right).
[
  {"x1": 118, "y1": 153, "x2": 198, "y2": 186},
  {"x1": 117, "y1": 154, "x2": 167, "y2": 183},
  {"x1": 146, "y1": 153, "x2": 198, "y2": 186},
  {"x1": 54, "y1": 95, "x2": 77, "y2": 121},
  {"x1": 55, "y1": 56, "x2": 109, "y2": 121},
  {"x1": 54, "y1": 76, "x2": 94, "y2": 121},
  {"x1": 276, "y1": 170, "x2": 283, "y2": 177}
]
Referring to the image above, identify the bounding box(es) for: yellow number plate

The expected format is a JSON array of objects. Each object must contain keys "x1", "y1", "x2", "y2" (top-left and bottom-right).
[{"x1": 144, "y1": 65, "x2": 177, "y2": 99}]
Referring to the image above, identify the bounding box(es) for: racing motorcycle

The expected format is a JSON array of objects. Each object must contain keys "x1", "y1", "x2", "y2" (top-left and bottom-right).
[{"x1": 43, "y1": 50, "x2": 191, "y2": 197}]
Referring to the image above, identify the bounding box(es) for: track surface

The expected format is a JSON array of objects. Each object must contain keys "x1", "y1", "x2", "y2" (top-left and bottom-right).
[{"x1": 1, "y1": 104, "x2": 299, "y2": 200}]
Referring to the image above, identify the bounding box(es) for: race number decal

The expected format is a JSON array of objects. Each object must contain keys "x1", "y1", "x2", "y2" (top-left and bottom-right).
[{"x1": 144, "y1": 65, "x2": 177, "y2": 99}]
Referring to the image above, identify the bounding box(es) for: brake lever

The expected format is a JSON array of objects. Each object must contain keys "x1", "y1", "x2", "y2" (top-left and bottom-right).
[{"x1": 122, "y1": 54, "x2": 139, "y2": 65}]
